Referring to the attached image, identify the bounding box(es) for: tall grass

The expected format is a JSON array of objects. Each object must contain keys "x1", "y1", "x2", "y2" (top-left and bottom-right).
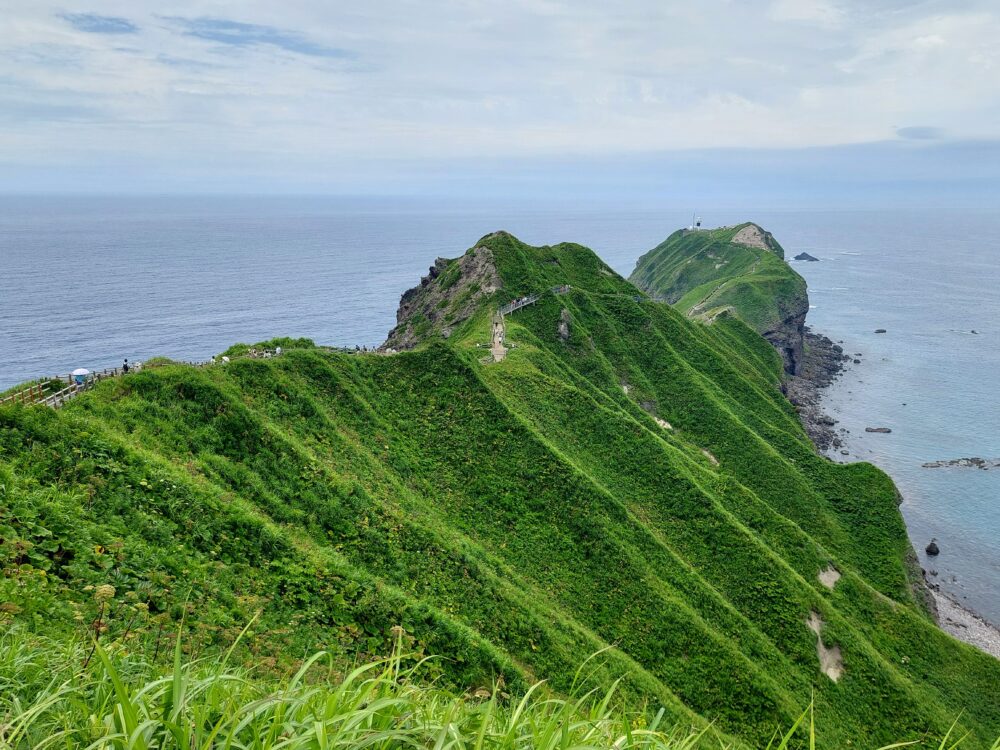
[
  {"x1": 1, "y1": 630, "x2": 996, "y2": 750},
  {"x1": 0, "y1": 630, "x2": 707, "y2": 750}
]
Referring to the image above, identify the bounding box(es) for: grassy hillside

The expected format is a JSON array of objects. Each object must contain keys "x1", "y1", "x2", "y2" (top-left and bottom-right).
[
  {"x1": 629, "y1": 224, "x2": 809, "y2": 373},
  {"x1": 2, "y1": 231, "x2": 998, "y2": 748}
]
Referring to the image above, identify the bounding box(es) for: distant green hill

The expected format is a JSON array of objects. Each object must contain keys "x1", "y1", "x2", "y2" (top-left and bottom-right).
[
  {"x1": 2, "y1": 231, "x2": 998, "y2": 748},
  {"x1": 630, "y1": 223, "x2": 809, "y2": 374}
]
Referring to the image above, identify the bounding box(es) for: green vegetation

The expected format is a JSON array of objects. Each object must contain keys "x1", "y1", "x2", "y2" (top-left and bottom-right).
[
  {"x1": 221, "y1": 337, "x2": 317, "y2": 358},
  {"x1": 0, "y1": 378, "x2": 66, "y2": 401},
  {"x1": 13, "y1": 632, "x2": 987, "y2": 750},
  {"x1": 629, "y1": 224, "x2": 808, "y2": 371},
  {"x1": 0, "y1": 630, "x2": 700, "y2": 750},
  {"x1": 2, "y1": 231, "x2": 998, "y2": 748}
]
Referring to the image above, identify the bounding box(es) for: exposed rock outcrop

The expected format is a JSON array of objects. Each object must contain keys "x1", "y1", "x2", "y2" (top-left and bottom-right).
[
  {"x1": 558, "y1": 308, "x2": 571, "y2": 340},
  {"x1": 818, "y1": 565, "x2": 841, "y2": 589},
  {"x1": 783, "y1": 330, "x2": 849, "y2": 451},
  {"x1": 762, "y1": 301, "x2": 808, "y2": 376},
  {"x1": 807, "y1": 611, "x2": 844, "y2": 681},
  {"x1": 732, "y1": 223, "x2": 783, "y2": 255},
  {"x1": 382, "y1": 242, "x2": 502, "y2": 350},
  {"x1": 922, "y1": 457, "x2": 1000, "y2": 470},
  {"x1": 794, "y1": 252, "x2": 820, "y2": 262}
]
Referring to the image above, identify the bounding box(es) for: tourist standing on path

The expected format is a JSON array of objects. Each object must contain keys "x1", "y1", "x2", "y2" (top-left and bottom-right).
[{"x1": 122, "y1": 359, "x2": 129, "y2": 373}]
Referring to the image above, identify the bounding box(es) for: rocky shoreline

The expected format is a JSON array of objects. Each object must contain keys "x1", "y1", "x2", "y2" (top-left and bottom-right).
[
  {"x1": 785, "y1": 328, "x2": 1000, "y2": 660},
  {"x1": 784, "y1": 328, "x2": 850, "y2": 452},
  {"x1": 932, "y1": 589, "x2": 1000, "y2": 659},
  {"x1": 922, "y1": 456, "x2": 1000, "y2": 470}
]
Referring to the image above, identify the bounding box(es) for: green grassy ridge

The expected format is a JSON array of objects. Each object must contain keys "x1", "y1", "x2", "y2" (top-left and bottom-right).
[
  {"x1": 0, "y1": 369, "x2": 545, "y2": 687},
  {"x1": 500, "y1": 290, "x2": 884, "y2": 591},
  {"x1": 628, "y1": 224, "x2": 807, "y2": 336},
  {"x1": 0, "y1": 354, "x2": 709, "y2": 731},
  {"x1": 458, "y1": 274, "x2": 996, "y2": 740},
  {"x1": 1, "y1": 232, "x2": 999, "y2": 748}
]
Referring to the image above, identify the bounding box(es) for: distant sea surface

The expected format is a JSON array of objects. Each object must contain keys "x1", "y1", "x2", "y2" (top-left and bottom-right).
[{"x1": 2, "y1": 197, "x2": 997, "y2": 624}]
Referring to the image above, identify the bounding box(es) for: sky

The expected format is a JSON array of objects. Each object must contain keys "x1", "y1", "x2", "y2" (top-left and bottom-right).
[{"x1": 1, "y1": 0, "x2": 998, "y2": 204}]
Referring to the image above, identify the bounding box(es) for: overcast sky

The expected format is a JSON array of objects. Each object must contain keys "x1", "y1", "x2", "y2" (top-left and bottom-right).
[{"x1": 1, "y1": 0, "x2": 998, "y2": 202}]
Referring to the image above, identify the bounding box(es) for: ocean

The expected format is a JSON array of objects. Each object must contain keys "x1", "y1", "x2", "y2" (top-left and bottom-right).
[{"x1": 1, "y1": 196, "x2": 997, "y2": 624}]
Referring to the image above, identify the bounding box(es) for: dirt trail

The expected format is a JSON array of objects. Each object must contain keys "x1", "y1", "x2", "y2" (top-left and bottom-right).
[
  {"x1": 688, "y1": 257, "x2": 761, "y2": 318},
  {"x1": 490, "y1": 314, "x2": 507, "y2": 362}
]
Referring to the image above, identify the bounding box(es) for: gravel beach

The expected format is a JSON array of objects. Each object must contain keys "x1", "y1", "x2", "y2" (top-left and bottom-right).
[{"x1": 933, "y1": 590, "x2": 1000, "y2": 660}]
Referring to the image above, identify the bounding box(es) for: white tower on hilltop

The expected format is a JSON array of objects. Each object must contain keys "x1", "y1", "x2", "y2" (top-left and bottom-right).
[{"x1": 689, "y1": 212, "x2": 702, "y2": 230}]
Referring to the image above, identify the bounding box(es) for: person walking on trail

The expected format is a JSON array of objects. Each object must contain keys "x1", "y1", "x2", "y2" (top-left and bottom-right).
[{"x1": 122, "y1": 359, "x2": 129, "y2": 373}]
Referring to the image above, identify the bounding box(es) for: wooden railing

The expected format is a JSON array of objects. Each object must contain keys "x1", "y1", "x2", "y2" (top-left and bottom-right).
[
  {"x1": 0, "y1": 379, "x2": 94, "y2": 408},
  {"x1": 42, "y1": 382, "x2": 86, "y2": 408},
  {"x1": 499, "y1": 294, "x2": 541, "y2": 316},
  {"x1": 1, "y1": 348, "x2": 295, "y2": 411},
  {"x1": 0, "y1": 382, "x2": 47, "y2": 407},
  {"x1": 0, "y1": 363, "x2": 148, "y2": 410},
  {"x1": 498, "y1": 285, "x2": 572, "y2": 317}
]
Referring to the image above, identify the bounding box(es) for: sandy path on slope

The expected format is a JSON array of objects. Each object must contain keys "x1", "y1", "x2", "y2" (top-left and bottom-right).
[{"x1": 806, "y1": 611, "x2": 843, "y2": 681}]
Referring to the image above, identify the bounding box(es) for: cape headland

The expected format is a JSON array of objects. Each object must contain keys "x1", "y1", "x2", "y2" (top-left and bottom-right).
[
  {"x1": 628, "y1": 222, "x2": 848, "y2": 450},
  {"x1": 629, "y1": 223, "x2": 809, "y2": 374}
]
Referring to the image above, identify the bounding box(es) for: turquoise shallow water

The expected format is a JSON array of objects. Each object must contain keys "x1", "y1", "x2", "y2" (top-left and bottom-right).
[{"x1": 1, "y1": 198, "x2": 997, "y2": 623}]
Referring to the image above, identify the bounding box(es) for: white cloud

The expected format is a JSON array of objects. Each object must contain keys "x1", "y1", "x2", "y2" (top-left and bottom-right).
[
  {"x1": 0, "y1": 0, "x2": 998, "y2": 188},
  {"x1": 768, "y1": 0, "x2": 844, "y2": 27}
]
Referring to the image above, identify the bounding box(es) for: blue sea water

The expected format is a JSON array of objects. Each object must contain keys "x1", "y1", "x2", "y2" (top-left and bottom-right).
[
  {"x1": 1, "y1": 197, "x2": 997, "y2": 624},
  {"x1": 772, "y1": 212, "x2": 1000, "y2": 626}
]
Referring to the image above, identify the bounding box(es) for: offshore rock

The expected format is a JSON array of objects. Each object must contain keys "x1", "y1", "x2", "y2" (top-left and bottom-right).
[{"x1": 922, "y1": 456, "x2": 1000, "y2": 470}]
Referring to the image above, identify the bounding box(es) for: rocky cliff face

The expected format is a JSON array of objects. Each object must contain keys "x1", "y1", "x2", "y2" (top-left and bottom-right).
[
  {"x1": 382, "y1": 242, "x2": 502, "y2": 350},
  {"x1": 761, "y1": 294, "x2": 808, "y2": 375}
]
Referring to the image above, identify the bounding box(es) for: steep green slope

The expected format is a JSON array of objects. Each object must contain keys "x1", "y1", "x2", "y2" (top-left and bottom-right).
[
  {"x1": 629, "y1": 223, "x2": 809, "y2": 374},
  {"x1": 2, "y1": 232, "x2": 998, "y2": 748}
]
